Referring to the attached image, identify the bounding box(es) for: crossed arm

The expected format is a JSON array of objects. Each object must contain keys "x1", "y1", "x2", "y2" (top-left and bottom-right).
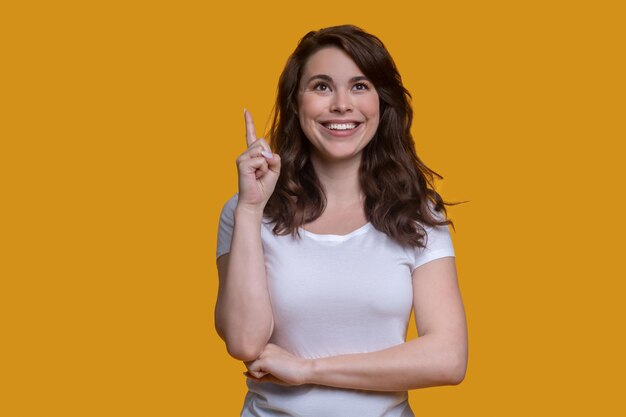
[{"x1": 217, "y1": 244, "x2": 468, "y2": 391}]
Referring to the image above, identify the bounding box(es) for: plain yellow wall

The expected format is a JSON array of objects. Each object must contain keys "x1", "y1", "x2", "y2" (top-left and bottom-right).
[{"x1": 2, "y1": 0, "x2": 625, "y2": 415}]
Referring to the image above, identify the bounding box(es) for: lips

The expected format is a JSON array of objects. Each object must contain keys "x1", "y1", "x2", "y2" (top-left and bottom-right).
[
  {"x1": 322, "y1": 122, "x2": 359, "y2": 131},
  {"x1": 320, "y1": 120, "x2": 362, "y2": 130},
  {"x1": 319, "y1": 121, "x2": 362, "y2": 137}
]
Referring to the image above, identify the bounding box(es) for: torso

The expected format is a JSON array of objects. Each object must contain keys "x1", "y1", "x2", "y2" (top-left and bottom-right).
[{"x1": 243, "y1": 217, "x2": 415, "y2": 416}]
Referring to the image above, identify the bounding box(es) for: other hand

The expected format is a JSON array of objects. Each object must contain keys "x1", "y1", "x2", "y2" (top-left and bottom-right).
[{"x1": 245, "y1": 343, "x2": 313, "y2": 386}]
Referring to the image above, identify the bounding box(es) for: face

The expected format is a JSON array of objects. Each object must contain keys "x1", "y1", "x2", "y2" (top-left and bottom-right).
[{"x1": 297, "y1": 47, "x2": 380, "y2": 164}]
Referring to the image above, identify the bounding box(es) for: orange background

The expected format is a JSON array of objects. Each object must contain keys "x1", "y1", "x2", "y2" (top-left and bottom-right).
[{"x1": 2, "y1": 0, "x2": 625, "y2": 415}]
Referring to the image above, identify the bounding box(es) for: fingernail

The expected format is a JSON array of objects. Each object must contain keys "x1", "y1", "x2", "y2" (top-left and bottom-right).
[
  {"x1": 244, "y1": 107, "x2": 247, "y2": 115},
  {"x1": 261, "y1": 151, "x2": 273, "y2": 159}
]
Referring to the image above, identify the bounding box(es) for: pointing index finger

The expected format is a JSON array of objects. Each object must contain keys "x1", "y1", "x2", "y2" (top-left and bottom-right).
[{"x1": 244, "y1": 108, "x2": 257, "y2": 147}]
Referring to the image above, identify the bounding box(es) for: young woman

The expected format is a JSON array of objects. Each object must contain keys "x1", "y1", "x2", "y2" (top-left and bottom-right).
[{"x1": 216, "y1": 24, "x2": 468, "y2": 417}]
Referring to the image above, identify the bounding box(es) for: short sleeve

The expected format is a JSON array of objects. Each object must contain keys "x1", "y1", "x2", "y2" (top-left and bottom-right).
[
  {"x1": 411, "y1": 209, "x2": 455, "y2": 271},
  {"x1": 216, "y1": 193, "x2": 239, "y2": 259}
]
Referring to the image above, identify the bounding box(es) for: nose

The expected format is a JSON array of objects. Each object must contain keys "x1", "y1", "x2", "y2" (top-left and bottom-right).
[{"x1": 330, "y1": 90, "x2": 353, "y2": 113}]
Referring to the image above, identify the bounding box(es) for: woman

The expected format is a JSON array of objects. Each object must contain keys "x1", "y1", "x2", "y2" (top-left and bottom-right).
[{"x1": 216, "y1": 25, "x2": 468, "y2": 417}]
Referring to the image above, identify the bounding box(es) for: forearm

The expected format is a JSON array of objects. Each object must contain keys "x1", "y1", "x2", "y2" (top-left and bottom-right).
[
  {"x1": 215, "y1": 207, "x2": 273, "y2": 361},
  {"x1": 306, "y1": 335, "x2": 467, "y2": 391}
]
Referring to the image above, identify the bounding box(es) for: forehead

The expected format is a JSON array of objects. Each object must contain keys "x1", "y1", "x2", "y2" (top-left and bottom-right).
[{"x1": 300, "y1": 47, "x2": 364, "y2": 81}]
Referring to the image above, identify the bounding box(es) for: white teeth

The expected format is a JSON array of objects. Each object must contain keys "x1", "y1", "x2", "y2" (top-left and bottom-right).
[{"x1": 324, "y1": 123, "x2": 357, "y2": 130}]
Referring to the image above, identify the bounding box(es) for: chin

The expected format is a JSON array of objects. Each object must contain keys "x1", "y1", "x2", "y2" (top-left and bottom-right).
[{"x1": 313, "y1": 148, "x2": 364, "y2": 163}]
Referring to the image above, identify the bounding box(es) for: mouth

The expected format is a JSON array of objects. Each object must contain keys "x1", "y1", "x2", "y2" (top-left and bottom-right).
[
  {"x1": 319, "y1": 121, "x2": 363, "y2": 137},
  {"x1": 320, "y1": 122, "x2": 361, "y2": 131}
]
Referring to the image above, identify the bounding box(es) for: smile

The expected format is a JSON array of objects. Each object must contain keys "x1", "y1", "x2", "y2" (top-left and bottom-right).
[
  {"x1": 322, "y1": 122, "x2": 359, "y2": 131},
  {"x1": 319, "y1": 122, "x2": 363, "y2": 138}
]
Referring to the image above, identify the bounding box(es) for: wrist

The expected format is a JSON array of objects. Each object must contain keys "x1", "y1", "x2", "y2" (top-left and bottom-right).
[
  {"x1": 305, "y1": 357, "x2": 319, "y2": 385},
  {"x1": 234, "y1": 203, "x2": 265, "y2": 222}
]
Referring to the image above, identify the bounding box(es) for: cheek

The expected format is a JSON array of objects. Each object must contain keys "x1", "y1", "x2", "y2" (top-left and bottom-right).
[
  {"x1": 299, "y1": 95, "x2": 327, "y2": 118},
  {"x1": 362, "y1": 95, "x2": 380, "y2": 120},
  {"x1": 298, "y1": 96, "x2": 312, "y2": 117}
]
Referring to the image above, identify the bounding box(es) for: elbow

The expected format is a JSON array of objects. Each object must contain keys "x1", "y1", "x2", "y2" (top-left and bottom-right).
[
  {"x1": 442, "y1": 348, "x2": 468, "y2": 385},
  {"x1": 219, "y1": 325, "x2": 268, "y2": 361},
  {"x1": 424, "y1": 343, "x2": 467, "y2": 387},
  {"x1": 225, "y1": 339, "x2": 264, "y2": 362},
  {"x1": 215, "y1": 318, "x2": 265, "y2": 361},
  {"x1": 214, "y1": 317, "x2": 272, "y2": 362},
  {"x1": 446, "y1": 363, "x2": 467, "y2": 386}
]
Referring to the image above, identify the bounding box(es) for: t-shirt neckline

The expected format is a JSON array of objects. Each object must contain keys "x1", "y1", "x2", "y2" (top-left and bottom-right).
[{"x1": 299, "y1": 222, "x2": 372, "y2": 242}]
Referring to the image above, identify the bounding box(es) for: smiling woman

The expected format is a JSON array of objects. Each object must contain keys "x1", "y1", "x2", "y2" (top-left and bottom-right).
[
  {"x1": 215, "y1": 25, "x2": 468, "y2": 417},
  {"x1": 297, "y1": 47, "x2": 380, "y2": 164}
]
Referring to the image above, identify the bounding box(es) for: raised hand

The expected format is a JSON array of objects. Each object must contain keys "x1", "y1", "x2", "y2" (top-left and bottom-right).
[{"x1": 236, "y1": 109, "x2": 281, "y2": 214}]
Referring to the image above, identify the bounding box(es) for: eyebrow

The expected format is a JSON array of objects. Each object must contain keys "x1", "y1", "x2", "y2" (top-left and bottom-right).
[{"x1": 304, "y1": 74, "x2": 370, "y2": 84}]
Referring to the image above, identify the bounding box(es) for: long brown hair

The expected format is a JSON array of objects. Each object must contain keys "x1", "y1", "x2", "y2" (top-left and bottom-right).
[{"x1": 265, "y1": 24, "x2": 462, "y2": 247}]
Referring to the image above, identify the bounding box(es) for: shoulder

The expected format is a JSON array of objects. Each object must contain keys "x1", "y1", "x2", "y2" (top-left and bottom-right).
[
  {"x1": 423, "y1": 199, "x2": 447, "y2": 223},
  {"x1": 216, "y1": 193, "x2": 240, "y2": 258},
  {"x1": 218, "y1": 193, "x2": 239, "y2": 223},
  {"x1": 411, "y1": 201, "x2": 455, "y2": 271},
  {"x1": 222, "y1": 192, "x2": 239, "y2": 213}
]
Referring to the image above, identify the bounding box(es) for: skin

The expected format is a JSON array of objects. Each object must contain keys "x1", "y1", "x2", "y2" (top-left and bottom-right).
[
  {"x1": 214, "y1": 109, "x2": 279, "y2": 361},
  {"x1": 298, "y1": 47, "x2": 380, "y2": 166},
  {"x1": 297, "y1": 47, "x2": 379, "y2": 234},
  {"x1": 216, "y1": 46, "x2": 468, "y2": 390}
]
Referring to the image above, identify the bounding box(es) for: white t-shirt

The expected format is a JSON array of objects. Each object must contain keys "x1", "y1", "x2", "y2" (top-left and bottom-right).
[{"x1": 217, "y1": 193, "x2": 455, "y2": 417}]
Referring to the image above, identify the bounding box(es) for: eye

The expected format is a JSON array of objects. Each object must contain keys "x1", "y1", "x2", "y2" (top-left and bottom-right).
[
  {"x1": 313, "y1": 82, "x2": 330, "y2": 92},
  {"x1": 353, "y1": 82, "x2": 370, "y2": 91}
]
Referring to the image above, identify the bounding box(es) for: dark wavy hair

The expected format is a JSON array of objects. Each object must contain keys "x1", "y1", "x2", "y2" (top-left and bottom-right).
[{"x1": 264, "y1": 24, "x2": 462, "y2": 247}]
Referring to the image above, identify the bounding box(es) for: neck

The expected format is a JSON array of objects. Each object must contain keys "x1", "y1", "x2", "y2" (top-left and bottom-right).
[{"x1": 310, "y1": 153, "x2": 363, "y2": 207}]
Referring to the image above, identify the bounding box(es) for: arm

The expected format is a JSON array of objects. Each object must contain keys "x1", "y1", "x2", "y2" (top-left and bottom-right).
[
  {"x1": 215, "y1": 208, "x2": 274, "y2": 362},
  {"x1": 246, "y1": 256, "x2": 468, "y2": 390},
  {"x1": 214, "y1": 109, "x2": 281, "y2": 362}
]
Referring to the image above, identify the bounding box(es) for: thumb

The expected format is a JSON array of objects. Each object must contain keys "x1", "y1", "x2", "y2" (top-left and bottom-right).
[{"x1": 266, "y1": 153, "x2": 281, "y2": 174}]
